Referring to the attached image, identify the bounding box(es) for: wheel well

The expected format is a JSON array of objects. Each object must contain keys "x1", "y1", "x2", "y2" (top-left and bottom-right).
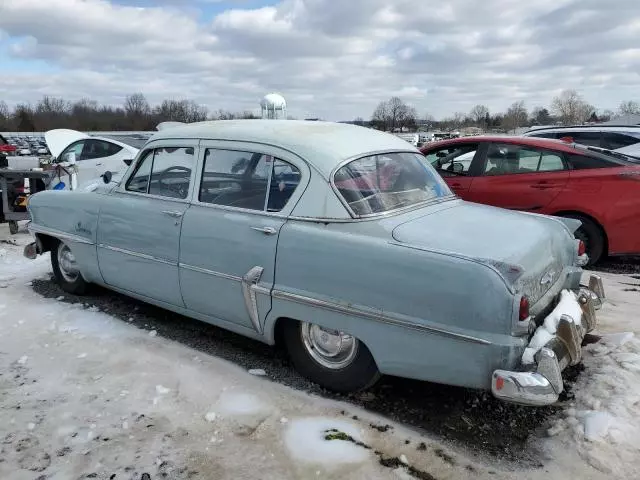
[
  {"x1": 35, "y1": 233, "x2": 58, "y2": 253},
  {"x1": 553, "y1": 210, "x2": 608, "y2": 255},
  {"x1": 272, "y1": 317, "x2": 295, "y2": 350}
]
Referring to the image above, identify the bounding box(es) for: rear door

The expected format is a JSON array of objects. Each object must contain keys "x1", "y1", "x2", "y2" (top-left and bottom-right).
[
  {"x1": 465, "y1": 142, "x2": 569, "y2": 212},
  {"x1": 422, "y1": 142, "x2": 482, "y2": 196}
]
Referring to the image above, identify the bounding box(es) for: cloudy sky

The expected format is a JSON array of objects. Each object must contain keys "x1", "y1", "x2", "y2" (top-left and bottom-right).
[{"x1": 0, "y1": 0, "x2": 639, "y2": 120}]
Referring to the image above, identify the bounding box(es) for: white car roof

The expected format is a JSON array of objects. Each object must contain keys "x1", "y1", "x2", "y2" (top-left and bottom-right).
[
  {"x1": 148, "y1": 120, "x2": 419, "y2": 179},
  {"x1": 524, "y1": 125, "x2": 640, "y2": 134}
]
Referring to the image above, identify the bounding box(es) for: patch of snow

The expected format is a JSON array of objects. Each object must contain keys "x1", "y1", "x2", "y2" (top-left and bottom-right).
[
  {"x1": 216, "y1": 391, "x2": 270, "y2": 418},
  {"x1": 522, "y1": 289, "x2": 582, "y2": 365},
  {"x1": 17, "y1": 355, "x2": 28, "y2": 365},
  {"x1": 155, "y1": 385, "x2": 170, "y2": 395},
  {"x1": 248, "y1": 368, "x2": 267, "y2": 376},
  {"x1": 284, "y1": 417, "x2": 371, "y2": 469},
  {"x1": 600, "y1": 331, "x2": 634, "y2": 347},
  {"x1": 204, "y1": 412, "x2": 217, "y2": 423},
  {"x1": 148, "y1": 329, "x2": 157, "y2": 337},
  {"x1": 77, "y1": 353, "x2": 87, "y2": 359},
  {"x1": 399, "y1": 454, "x2": 409, "y2": 465}
]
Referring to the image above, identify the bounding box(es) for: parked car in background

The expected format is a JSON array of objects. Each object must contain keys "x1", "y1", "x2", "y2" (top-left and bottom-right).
[
  {"x1": 421, "y1": 136, "x2": 640, "y2": 264},
  {"x1": 0, "y1": 134, "x2": 17, "y2": 156},
  {"x1": 44, "y1": 129, "x2": 139, "y2": 188},
  {"x1": 523, "y1": 125, "x2": 640, "y2": 159},
  {"x1": 24, "y1": 120, "x2": 604, "y2": 406}
]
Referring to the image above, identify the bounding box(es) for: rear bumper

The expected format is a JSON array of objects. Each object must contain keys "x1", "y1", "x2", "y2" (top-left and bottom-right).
[{"x1": 491, "y1": 274, "x2": 605, "y2": 406}]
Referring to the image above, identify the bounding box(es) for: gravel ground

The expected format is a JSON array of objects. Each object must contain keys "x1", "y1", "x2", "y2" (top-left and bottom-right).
[
  {"x1": 588, "y1": 256, "x2": 640, "y2": 275},
  {"x1": 31, "y1": 274, "x2": 590, "y2": 468}
]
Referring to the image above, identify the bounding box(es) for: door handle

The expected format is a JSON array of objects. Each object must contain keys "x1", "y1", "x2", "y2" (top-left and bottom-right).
[
  {"x1": 162, "y1": 210, "x2": 184, "y2": 218},
  {"x1": 251, "y1": 226, "x2": 277, "y2": 235}
]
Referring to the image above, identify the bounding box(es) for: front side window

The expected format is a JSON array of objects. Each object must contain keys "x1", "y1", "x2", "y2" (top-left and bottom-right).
[
  {"x1": 484, "y1": 144, "x2": 566, "y2": 176},
  {"x1": 199, "y1": 149, "x2": 301, "y2": 212},
  {"x1": 125, "y1": 147, "x2": 194, "y2": 199},
  {"x1": 334, "y1": 152, "x2": 452, "y2": 216},
  {"x1": 60, "y1": 140, "x2": 86, "y2": 161},
  {"x1": 423, "y1": 144, "x2": 478, "y2": 176}
]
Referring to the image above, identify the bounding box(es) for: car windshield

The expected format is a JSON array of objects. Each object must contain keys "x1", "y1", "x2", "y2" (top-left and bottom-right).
[{"x1": 333, "y1": 151, "x2": 453, "y2": 216}]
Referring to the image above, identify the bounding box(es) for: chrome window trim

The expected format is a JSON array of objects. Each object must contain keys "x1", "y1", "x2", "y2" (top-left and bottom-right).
[
  {"x1": 196, "y1": 144, "x2": 309, "y2": 218},
  {"x1": 98, "y1": 244, "x2": 175, "y2": 266},
  {"x1": 272, "y1": 289, "x2": 491, "y2": 345},
  {"x1": 117, "y1": 141, "x2": 200, "y2": 202},
  {"x1": 29, "y1": 224, "x2": 94, "y2": 245},
  {"x1": 329, "y1": 149, "x2": 457, "y2": 219}
]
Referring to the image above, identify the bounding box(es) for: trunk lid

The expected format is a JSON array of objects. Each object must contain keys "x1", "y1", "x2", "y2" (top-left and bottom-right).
[
  {"x1": 44, "y1": 128, "x2": 90, "y2": 158},
  {"x1": 391, "y1": 201, "x2": 575, "y2": 303}
]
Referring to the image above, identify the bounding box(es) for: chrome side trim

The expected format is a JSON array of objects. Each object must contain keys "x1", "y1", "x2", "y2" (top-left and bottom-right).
[
  {"x1": 29, "y1": 224, "x2": 94, "y2": 245},
  {"x1": 272, "y1": 289, "x2": 491, "y2": 345},
  {"x1": 242, "y1": 266, "x2": 265, "y2": 334},
  {"x1": 179, "y1": 263, "x2": 242, "y2": 282},
  {"x1": 98, "y1": 244, "x2": 175, "y2": 266}
]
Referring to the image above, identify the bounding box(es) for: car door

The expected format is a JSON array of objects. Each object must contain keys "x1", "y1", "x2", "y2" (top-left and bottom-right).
[
  {"x1": 178, "y1": 142, "x2": 308, "y2": 334},
  {"x1": 465, "y1": 142, "x2": 569, "y2": 212},
  {"x1": 96, "y1": 141, "x2": 198, "y2": 306},
  {"x1": 422, "y1": 143, "x2": 481, "y2": 196}
]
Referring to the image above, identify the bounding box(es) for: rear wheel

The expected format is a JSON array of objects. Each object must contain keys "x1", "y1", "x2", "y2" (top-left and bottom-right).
[
  {"x1": 560, "y1": 214, "x2": 605, "y2": 266},
  {"x1": 282, "y1": 320, "x2": 380, "y2": 393},
  {"x1": 51, "y1": 239, "x2": 89, "y2": 295}
]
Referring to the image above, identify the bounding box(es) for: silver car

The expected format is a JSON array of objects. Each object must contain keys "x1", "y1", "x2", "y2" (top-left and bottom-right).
[{"x1": 23, "y1": 120, "x2": 605, "y2": 406}]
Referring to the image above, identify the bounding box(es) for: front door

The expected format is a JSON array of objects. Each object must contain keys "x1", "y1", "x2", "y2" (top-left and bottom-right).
[
  {"x1": 179, "y1": 142, "x2": 308, "y2": 334},
  {"x1": 422, "y1": 142, "x2": 481, "y2": 197},
  {"x1": 96, "y1": 142, "x2": 198, "y2": 306},
  {"x1": 465, "y1": 142, "x2": 569, "y2": 212}
]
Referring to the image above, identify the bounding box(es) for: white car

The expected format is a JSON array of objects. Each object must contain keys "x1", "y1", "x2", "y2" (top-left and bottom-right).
[
  {"x1": 522, "y1": 125, "x2": 640, "y2": 159},
  {"x1": 45, "y1": 129, "x2": 139, "y2": 189}
]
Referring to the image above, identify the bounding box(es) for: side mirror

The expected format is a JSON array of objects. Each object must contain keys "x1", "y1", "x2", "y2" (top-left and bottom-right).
[
  {"x1": 123, "y1": 159, "x2": 133, "y2": 166},
  {"x1": 102, "y1": 171, "x2": 113, "y2": 184}
]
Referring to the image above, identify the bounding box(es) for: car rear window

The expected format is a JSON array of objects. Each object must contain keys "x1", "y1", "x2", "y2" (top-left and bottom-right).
[{"x1": 333, "y1": 151, "x2": 452, "y2": 217}]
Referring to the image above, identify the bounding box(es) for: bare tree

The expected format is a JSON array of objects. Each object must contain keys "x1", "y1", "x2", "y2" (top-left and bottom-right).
[
  {"x1": 551, "y1": 90, "x2": 593, "y2": 125},
  {"x1": 599, "y1": 109, "x2": 615, "y2": 122},
  {"x1": 502, "y1": 101, "x2": 528, "y2": 132},
  {"x1": 0, "y1": 101, "x2": 9, "y2": 130},
  {"x1": 371, "y1": 97, "x2": 417, "y2": 132},
  {"x1": 618, "y1": 100, "x2": 640, "y2": 115},
  {"x1": 469, "y1": 105, "x2": 489, "y2": 129},
  {"x1": 530, "y1": 107, "x2": 552, "y2": 125},
  {"x1": 371, "y1": 100, "x2": 390, "y2": 131}
]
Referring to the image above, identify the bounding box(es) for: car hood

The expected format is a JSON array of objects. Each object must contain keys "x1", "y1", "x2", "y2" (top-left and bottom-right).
[
  {"x1": 44, "y1": 129, "x2": 89, "y2": 158},
  {"x1": 392, "y1": 201, "x2": 577, "y2": 301}
]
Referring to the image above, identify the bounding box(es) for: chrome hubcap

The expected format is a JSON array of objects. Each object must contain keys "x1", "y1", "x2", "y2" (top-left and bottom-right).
[
  {"x1": 57, "y1": 242, "x2": 79, "y2": 283},
  {"x1": 300, "y1": 322, "x2": 358, "y2": 370}
]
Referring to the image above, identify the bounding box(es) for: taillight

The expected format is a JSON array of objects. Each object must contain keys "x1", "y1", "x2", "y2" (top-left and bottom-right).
[
  {"x1": 578, "y1": 240, "x2": 586, "y2": 256},
  {"x1": 519, "y1": 296, "x2": 530, "y2": 321}
]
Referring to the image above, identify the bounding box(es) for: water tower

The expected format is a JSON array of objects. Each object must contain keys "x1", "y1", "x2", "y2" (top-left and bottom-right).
[{"x1": 260, "y1": 93, "x2": 287, "y2": 119}]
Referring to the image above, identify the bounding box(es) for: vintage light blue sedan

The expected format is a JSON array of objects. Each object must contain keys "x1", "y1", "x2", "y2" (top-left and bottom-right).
[{"x1": 24, "y1": 120, "x2": 605, "y2": 406}]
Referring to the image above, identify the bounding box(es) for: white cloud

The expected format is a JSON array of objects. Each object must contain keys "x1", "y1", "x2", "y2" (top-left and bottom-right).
[{"x1": 0, "y1": 0, "x2": 639, "y2": 120}]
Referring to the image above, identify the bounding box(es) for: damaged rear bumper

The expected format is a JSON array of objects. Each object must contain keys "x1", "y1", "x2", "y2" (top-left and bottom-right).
[{"x1": 490, "y1": 274, "x2": 605, "y2": 407}]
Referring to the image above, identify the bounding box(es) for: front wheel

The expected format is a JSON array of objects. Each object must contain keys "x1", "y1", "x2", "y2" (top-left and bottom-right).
[
  {"x1": 282, "y1": 320, "x2": 380, "y2": 393},
  {"x1": 51, "y1": 240, "x2": 89, "y2": 295}
]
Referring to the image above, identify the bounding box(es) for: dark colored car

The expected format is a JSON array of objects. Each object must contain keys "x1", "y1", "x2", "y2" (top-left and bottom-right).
[{"x1": 420, "y1": 136, "x2": 640, "y2": 264}]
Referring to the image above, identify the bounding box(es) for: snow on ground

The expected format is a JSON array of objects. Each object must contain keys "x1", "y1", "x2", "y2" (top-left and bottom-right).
[{"x1": 0, "y1": 222, "x2": 639, "y2": 479}]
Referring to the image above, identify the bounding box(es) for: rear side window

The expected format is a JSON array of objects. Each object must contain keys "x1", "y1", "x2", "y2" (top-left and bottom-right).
[
  {"x1": 199, "y1": 149, "x2": 301, "y2": 212},
  {"x1": 602, "y1": 133, "x2": 640, "y2": 150},
  {"x1": 527, "y1": 131, "x2": 559, "y2": 139},
  {"x1": 569, "y1": 132, "x2": 602, "y2": 147},
  {"x1": 567, "y1": 154, "x2": 618, "y2": 169}
]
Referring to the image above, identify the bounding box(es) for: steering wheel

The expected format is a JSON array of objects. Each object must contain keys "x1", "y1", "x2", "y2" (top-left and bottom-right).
[{"x1": 158, "y1": 166, "x2": 191, "y2": 198}]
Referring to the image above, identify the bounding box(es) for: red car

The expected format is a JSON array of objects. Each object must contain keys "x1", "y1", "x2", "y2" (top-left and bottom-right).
[
  {"x1": 420, "y1": 136, "x2": 640, "y2": 265},
  {"x1": 0, "y1": 134, "x2": 17, "y2": 155}
]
